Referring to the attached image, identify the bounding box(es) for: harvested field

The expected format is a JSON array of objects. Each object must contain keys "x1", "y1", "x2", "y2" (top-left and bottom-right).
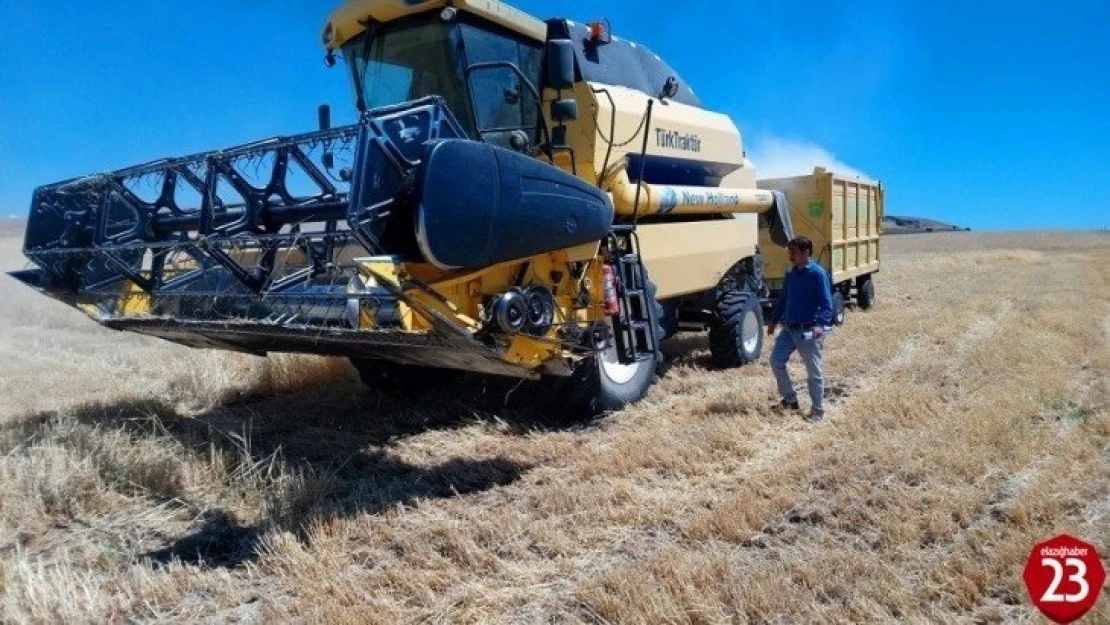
[{"x1": 0, "y1": 229, "x2": 1107, "y2": 623}]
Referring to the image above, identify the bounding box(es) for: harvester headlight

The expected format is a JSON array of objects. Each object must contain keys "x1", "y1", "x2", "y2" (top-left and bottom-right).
[
  {"x1": 440, "y1": 7, "x2": 458, "y2": 21},
  {"x1": 493, "y1": 289, "x2": 529, "y2": 334},
  {"x1": 522, "y1": 286, "x2": 555, "y2": 337}
]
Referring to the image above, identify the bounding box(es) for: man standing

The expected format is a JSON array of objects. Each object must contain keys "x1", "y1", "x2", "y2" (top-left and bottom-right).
[{"x1": 766, "y1": 236, "x2": 834, "y2": 422}]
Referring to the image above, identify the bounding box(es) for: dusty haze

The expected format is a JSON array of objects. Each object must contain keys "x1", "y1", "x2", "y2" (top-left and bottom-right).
[{"x1": 0, "y1": 226, "x2": 1107, "y2": 623}]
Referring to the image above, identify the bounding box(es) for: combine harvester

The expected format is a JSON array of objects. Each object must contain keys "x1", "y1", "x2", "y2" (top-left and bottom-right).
[{"x1": 12, "y1": 0, "x2": 822, "y2": 415}]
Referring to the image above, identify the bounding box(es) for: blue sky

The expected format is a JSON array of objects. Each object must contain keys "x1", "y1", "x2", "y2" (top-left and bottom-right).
[{"x1": 1, "y1": 1, "x2": 1107, "y2": 230}]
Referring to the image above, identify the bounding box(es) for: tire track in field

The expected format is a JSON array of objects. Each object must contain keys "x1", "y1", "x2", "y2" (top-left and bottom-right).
[
  {"x1": 676, "y1": 253, "x2": 1057, "y2": 620},
  {"x1": 902, "y1": 253, "x2": 1106, "y2": 619},
  {"x1": 559, "y1": 254, "x2": 1043, "y2": 621},
  {"x1": 729, "y1": 253, "x2": 1030, "y2": 482}
]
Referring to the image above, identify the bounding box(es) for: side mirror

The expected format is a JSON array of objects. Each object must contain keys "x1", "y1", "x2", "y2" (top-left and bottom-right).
[
  {"x1": 551, "y1": 98, "x2": 578, "y2": 123},
  {"x1": 546, "y1": 39, "x2": 575, "y2": 90},
  {"x1": 318, "y1": 104, "x2": 332, "y2": 131},
  {"x1": 660, "y1": 76, "x2": 679, "y2": 100}
]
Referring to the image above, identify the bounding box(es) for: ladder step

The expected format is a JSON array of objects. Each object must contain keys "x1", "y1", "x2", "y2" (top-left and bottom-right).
[{"x1": 608, "y1": 237, "x2": 659, "y2": 364}]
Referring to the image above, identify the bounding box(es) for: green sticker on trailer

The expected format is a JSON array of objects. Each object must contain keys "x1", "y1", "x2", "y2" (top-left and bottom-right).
[{"x1": 809, "y1": 201, "x2": 824, "y2": 219}]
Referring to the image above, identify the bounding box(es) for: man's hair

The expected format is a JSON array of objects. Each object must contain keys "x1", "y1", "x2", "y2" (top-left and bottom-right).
[{"x1": 787, "y1": 236, "x2": 813, "y2": 254}]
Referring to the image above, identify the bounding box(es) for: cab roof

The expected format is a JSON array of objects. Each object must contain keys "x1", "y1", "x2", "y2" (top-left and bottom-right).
[
  {"x1": 323, "y1": 0, "x2": 546, "y2": 50},
  {"x1": 322, "y1": 1, "x2": 703, "y2": 109}
]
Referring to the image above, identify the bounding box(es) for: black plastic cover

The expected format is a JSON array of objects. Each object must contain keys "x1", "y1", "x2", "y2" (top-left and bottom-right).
[
  {"x1": 765, "y1": 190, "x2": 796, "y2": 247},
  {"x1": 414, "y1": 140, "x2": 613, "y2": 269},
  {"x1": 546, "y1": 39, "x2": 576, "y2": 90},
  {"x1": 551, "y1": 98, "x2": 579, "y2": 122}
]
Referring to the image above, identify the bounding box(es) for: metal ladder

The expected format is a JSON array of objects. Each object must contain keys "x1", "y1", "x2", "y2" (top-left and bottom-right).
[{"x1": 609, "y1": 229, "x2": 658, "y2": 364}]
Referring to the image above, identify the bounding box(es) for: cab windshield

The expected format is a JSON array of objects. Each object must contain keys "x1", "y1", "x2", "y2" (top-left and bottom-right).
[{"x1": 342, "y1": 15, "x2": 543, "y2": 148}]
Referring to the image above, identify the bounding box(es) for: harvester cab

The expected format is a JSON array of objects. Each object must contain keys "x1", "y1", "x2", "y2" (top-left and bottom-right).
[{"x1": 13, "y1": 0, "x2": 795, "y2": 415}]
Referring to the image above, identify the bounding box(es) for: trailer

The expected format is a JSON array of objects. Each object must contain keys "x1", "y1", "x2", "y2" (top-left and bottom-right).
[{"x1": 758, "y1": 167, "x2": 884, "y2": 324}]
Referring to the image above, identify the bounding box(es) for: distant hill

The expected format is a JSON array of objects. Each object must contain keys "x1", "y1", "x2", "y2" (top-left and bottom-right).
[
  {"x1": 0, "y1": 219, "x2": 25, "y2": 238},
  {"x1": 883, "y1": 215, "x2": 970, "y2": 234}
]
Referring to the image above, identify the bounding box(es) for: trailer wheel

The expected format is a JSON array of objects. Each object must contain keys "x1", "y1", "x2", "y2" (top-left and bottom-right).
[
  {"x1": 552, "y1": 280, "x2": 664, "y2": 417},
  {"x1": 349, "y1": 358, "x2": 460, "y2": 397},
  {"x1": 832, "y1": 291, "x2": 846, "y2": 325},
  {"x1": 857, "y1": 275, "x2": 875, "y2": 310},
  {"x1": 709, "y1": 288, "x2": 764, "y2": 368}
]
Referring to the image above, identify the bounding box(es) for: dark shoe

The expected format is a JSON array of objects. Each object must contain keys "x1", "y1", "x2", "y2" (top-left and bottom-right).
[
  {"x1": 804, "y1": 408, "x2": 825, "y2": 423},
  {"x1": 773, "y1": 399, "x2": 800, "y2": 412}
]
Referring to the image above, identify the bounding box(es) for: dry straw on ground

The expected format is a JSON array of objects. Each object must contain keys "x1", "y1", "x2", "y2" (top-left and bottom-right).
[{"x1": 0, "y1": 230, "x2": 1107, "y2": 623}]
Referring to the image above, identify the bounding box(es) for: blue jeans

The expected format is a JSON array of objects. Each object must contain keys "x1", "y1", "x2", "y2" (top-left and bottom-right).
[{"x1": 770, "y1": 327, "x2": 824, "y2": 411}]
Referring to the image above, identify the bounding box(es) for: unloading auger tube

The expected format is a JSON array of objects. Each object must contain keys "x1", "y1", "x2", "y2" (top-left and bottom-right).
[{"x1": 604, "y1": 163, "x2": 795, "y2": 246}]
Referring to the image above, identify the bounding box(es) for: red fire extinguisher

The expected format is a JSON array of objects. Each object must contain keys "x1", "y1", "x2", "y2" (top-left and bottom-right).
[{"x1": 602, "y1": 265, "x2": 620, "y2": 315}]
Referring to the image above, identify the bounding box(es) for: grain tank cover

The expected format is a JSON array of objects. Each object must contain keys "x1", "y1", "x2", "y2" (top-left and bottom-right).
[{"x1": 545, "y1": 19, "x2": 703, "y2": 108}]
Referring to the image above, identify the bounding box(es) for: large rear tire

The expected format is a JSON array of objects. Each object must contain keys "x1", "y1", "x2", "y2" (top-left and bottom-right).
[
  {"x1": 349, "y1": 358, "x2": 460, "y2": 397},
  {"x1": 551, "y1": 280, "x2": 664, "y2": 417},
  {"x1": 709, "y1": 289, "x2": 764, "y2": 368}
]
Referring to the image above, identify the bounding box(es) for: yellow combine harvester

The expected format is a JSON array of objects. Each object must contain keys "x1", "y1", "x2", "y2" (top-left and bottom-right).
[{"x1": 13, "y1": 0, "x2": 804, "y2": 415}]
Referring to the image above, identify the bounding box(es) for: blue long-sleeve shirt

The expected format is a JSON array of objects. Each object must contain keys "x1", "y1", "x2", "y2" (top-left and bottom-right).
[{"x1": 769, "y1": 260, "x2": 834, "y2": 327}]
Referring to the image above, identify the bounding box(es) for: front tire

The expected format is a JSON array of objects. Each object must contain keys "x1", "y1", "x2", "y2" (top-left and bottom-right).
[
  {"x1": 551, "y1": 280, "x2": 664, "y2": 417},
  {"x1": 709, "y1": 289, "x2": 764, "y2": 368}
]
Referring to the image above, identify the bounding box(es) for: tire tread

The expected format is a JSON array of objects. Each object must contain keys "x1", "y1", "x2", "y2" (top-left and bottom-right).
[{"x1": 708, "y1": 289, "x2": 763, "y2": 369}]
